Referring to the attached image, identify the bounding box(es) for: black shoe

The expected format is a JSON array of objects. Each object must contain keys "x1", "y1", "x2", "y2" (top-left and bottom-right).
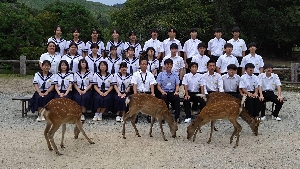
[{"x1": 146, "y1": 115, "x2": 151, "y2": 123}]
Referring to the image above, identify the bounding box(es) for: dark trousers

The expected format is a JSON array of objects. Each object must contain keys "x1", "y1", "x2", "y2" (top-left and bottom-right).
[
  {"x1": 161, "y1": 92, "x2": 180, "y2": 120},
  {"x1": 260, "y1": 91, "x2": 283, "y2": 117},
  {"x1": 225, "y1": 92, "x2": 242, "y2": 100},
  {"x1": 236, "y1": 57, "x2": 243, "y2": 76},
  {"x1": 245, "y1": 91, "x2": 260, "y2": 117},
  {"x1": 183, "y1": 92, "x2": 206, "y2": 118},
  {"x1": 185, "y1": 58, "x2": 192, "y2": 74}
]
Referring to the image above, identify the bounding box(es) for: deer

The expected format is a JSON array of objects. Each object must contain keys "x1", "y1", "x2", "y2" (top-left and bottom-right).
[
  {"x1": 187, "y1": 95, "x2": 246, "y2": 148},
  {"x1": 40, "y1": 98, "x2": 95, "y2": 155},
  {"x1": 122, "y1": 93, "x2": 178, "y2": 141},
  {"x1": 206, "y1": 92, "x2": 260, "y2": 136}
]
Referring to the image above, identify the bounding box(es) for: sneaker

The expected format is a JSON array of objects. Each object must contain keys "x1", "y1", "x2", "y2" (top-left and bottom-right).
[
  {"x1": 92, "y1": 116, "x2": 98, "y2": 121},
  {"x1": 36, "y1": 116, "x2": 42, "y2": 122},
  {"x1": 275, "y1": 116, "x2": 281, "y2": 121},
  {"x1": 81, "y1": 114, "x2": 85, "y2": 121},
  {"x1": 260, "y1": 116, "x2": 266, "y2": 121},
  {"x1": 116, "y1": 116, "x2": 121, "y2": 122},
  {"x1": 184, "y1": 118, "x2": 191, "y2": 123},
  {"x1": 97, "y1": 114, "x2": 102, "y2": 121}
]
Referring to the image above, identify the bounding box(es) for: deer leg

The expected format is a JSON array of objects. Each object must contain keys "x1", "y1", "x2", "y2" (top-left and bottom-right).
[
  {"x1": 229, "y1": 118, "x2": 242, "y2": 148},
  {"x1": 129, "y1": 114, "x2": 141, "y2": 137},
  {"x1": 60, "y1": 124, "x2": 66, "y2": 148},
  {"x1": 208, "y1": 121, "x2": 216, "y2": 144},
  {"x1": 47, "y1": 123, "x2": 62, "y2": 155},
  {"x1": 74, "y1": 125, "x2": 80, "y2": 139},
  {"x1": 149, "y1": 116, "x2": 156, "y2": 137},
  {"x1": 75, "y1": 121, "x2": 95, "y2": 144},
  {"x1": 192, "y1": 126, "x2": 200, "y2": 142},
  {"x1": 122, "y1": 113, "x2": 128, "y2": 139},
  {"x1": 44, "y1": 123, "x2": 52, "y2": 151},
  {"x1": 157, "y1": 117, "x2": 167, "y2": 141}
]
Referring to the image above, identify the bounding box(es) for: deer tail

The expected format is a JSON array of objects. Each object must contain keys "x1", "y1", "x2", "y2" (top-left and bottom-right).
[{"x1": 239, "y1": 95, "x2": 247, "y2": 114}]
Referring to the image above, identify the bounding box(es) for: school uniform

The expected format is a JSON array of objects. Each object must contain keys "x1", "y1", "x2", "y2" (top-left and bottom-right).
[
  {"x1": 161, "y1": 55, "x2": 185, "y2": 76},
  {"x1": 85, "y1": 40, "x2": 105, "y2": 56},
  {"x1": 240, "y1": 54, "x2": 264, "y2": 75},
  {"x1": 239, "y1": 73, "x2": 260, "y2": 117},
  {"x1": 105, "y1": 40, "x2": 124, "y2": 56},
  {"x1": 222, "y1": 74, "x2": 241, "y2": 99},
  {"x1": 157, "y1": 70, "x2": 180, "y2": 120},
  {"x1": 147, "y1": 59, "x2": 159, "y2": 77},
  {"x1": 93, "y1": 72, "x2": 114, "y2": 110},
  {"x1": 202, "y1": 72, "x2": 224, "y2": 94},
  {"x1": 163, "y1": 38, "x2": 183, "y2": 56},
  {"x1": 54, "y1": 72, "x2": 74, "y2": 99},
  {"x1": 30, "y1": 72, "x2": 55, "y2": 113},
  {"x1": 39, "y1": 52, "x2": 61, "y2": 74},
  {"x1": 131, "y1": 70, "x2": 157, "y2": 93},
  {"x1": 216, "y1": 54, "x2": 239, "y2": 74},
  {"x1": 73, "y1": 71, "x2": 93, "y2": 109},
  {"x1": 113, "y1": 72, "x2": 132, "y2": 112},
  {"x1": 191, "y1": 54, "x2": 210, "y2": 73},
  {"x1": 258, "y1": 73, "x2": 283, "y2": 117},
  {"x1": 61, "y1": 54, "x2": 83, "y2": 73},
  {"x1": 85, "y1": 54, "x2": 104, "y2": 74},
  {"x1": 182, "y1": 72, "x2": 206, "y2": 118},
  {"x1": 183, "y1": 38, "x2": 202, "y2": 73},
  {"x1": 227, "y1": 38, "x2": 247, "y2": 63},
  {"x1": 105, "y1": 56, "x2": 123, "y2": 74},
  {"x1": 122, "y1": 57, "x2": 139, "y2": 75},
  {"x1": 124, "y1": 41, "x2": 143, "y2": 58},
  {"x1": 207, "y1": 37, "x2": 226, "y2": 62},
  {"x1": 65, "y1": 39, "x2": 86, "y2": 56},
  {"x1": 143, "y1": 38, "x2": 164, "y2": 58},
  {"x1": 48, "y1": 36, "x2": 67, "y2": 57}
]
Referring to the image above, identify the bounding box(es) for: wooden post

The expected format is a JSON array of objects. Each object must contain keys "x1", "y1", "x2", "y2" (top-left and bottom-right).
[
  {"x1": 20, "y1": 55, "x2": 26, "y2": 76},
  {"x1": 291, "y1": 63, "x2": 299, "y2": 82}
]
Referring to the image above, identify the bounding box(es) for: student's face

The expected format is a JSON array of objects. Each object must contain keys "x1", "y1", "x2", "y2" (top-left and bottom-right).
[
  {"x1": 207, "y1": 63, "x2": 216, "y2": 71},
  {"x1": 42, "y1": 63, "x2": 51, "y2": 72},
  {"x1": 69, "y1": 45, "x2": 78, "y2": 54},
  {"x1": 55, "y1": 27, "x2": 62, "y2": 36},
  {"x1": 246, "y1": 68, "x2": 254, "y2": 75},
  {"x1": 47, "y1": 43, "x2": 56, "y2": 53},
  {"x1": 232, "y1": 31, "x2": 240, "y2": 38},
  {"x1": 139, "y1": 60, "x2": 148, "y2": 71},
  {"x1": 168, "y1": 29, "x2": 176, "y2": 38},
  {"x1": 151, "y1": 31, "x2": 158, "y2": 39},
  {"x1": 227, "y1": 69, "x2": 235, "y2": 77},
  {"x1": 120, "y1": 66, "x2": 128, "y2": 73},
  {"x1": 214, "y1": 32, "x2": 222, "y2": 39},
  {"x1": 91, "y1": 31, "x2": 98, "y2": 39},
  {"x1": 91, "y1": 47, "x2": 98, "y2": 54},
  {"x1": 264, "y1": 67, "x2": 273, "y2": 74},
  {"x1": 170, "y1": 48, "x2": 178, "y2": 55},
  {"x1": 147, "y1": 49, "x2": 154, "y2": 56},
  {"x1": 249, "y1": 46, "x2": 257, "y2": 53},
  {"x1": 164, "y1": 63, "x2": 173, "y2": 71},
  {"x1": 190, "y1": 31, "x2": 197, "y2": 39},
  {"x1": 127, "y1": 49, "x2": 135, "y2": 57},
  {"x1": 225, "y1": 47, "x2": 233, "y2": 54},
  {"x1": 190, "y1": 65, "x2": 198, "y2": 74},
  {"x1": 60, "y1": 62, "x2": 67, "y2": 71},
  {"x1": 112, "y1": 31, "x2": 119, "y2": 39},
  {"x1": 198, "y1": 47, "x2": 206, "y2": 55},
  {"x1": 73, "y1": 30, "x2": 80, "y2": 38},
  {"x1": 99, "y1": 62, "x2": 107, "y2": 72},
  {"x1": 80, "y1": 62, "x2": 87, "y2": 69},
  {"x1": 110, "y1": 49, "x2": 117, "y2": 56},
  {"x1": 129, "y1": 34, "x2": 136, "y2": 41}
]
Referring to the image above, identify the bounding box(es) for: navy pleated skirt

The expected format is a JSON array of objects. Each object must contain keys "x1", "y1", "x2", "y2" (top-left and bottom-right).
[{"x1": 30, "y1": 91, "x2": 55, "y2": 113}]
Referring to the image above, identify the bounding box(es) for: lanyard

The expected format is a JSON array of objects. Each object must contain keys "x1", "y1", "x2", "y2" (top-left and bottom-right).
[{"x1": 140, "y1": 72, "x2": 147, "y2": 84}]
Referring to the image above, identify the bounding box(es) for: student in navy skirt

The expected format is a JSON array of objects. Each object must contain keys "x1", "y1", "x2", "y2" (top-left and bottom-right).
[
  {"x1": 92, "y1": 61, "x2": 114, "y2": 121},
  {"x1": 54, "y1": 60, "x2": 73, "y2": 99},
  {"x1": 30, "y1": 60, "x2": 55, "y2": 121},
  {"x1": 73, "y1": 59, "x2": 93, "y2": 121},
  {"x1": 113, "y1": 62, "x2": 132, "y2": 122}
]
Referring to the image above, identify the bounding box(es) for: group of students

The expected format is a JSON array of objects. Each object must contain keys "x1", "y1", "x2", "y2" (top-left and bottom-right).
[{"x1": 30, "y1": 25, "x2": 284, "y2": 123}]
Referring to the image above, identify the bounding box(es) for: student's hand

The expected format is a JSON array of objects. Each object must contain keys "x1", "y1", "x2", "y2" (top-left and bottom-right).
[
  {"x1": 151, "y1": 93, "x2": 155, "y2": 97},
  {"x1": 38, "y1": 92, "x2": 44, "y2": 97},
  {"x1": 277, "y1": 96, "x2": 284, "y2": 102},
  {"x1": 184, "y1": 95, "x2": 190, "y2": 100},
  {"x1": 44, "y1": 92, "x2": 49, "y2": 96},
  {"x1": 184, "y1": 62, "x2": 188, "y2": 68},
  {"x1": 60, "y1": 93, "x2": 65, "y2": 97},
  {"x1": 81, "y1": 90, "x2": 86, "y2": 95},
  {"x1": 161, "y1": 91, "x2": 167, "y2": 95},
  {"x1": 253, "y1": 93, "x2": 258, "y2": 98},
  {"x1": 174, "y1": 91, "x2": 179, "y2": 95},
  {"x1": 103, "y1": 92, "x2": 108, "y2": 96},
  {"x1": 118, "y1": 93, "x2": 122, "y2": 97},
  {"x1": 121, "y1": 93, "x2": 126, "y2": 98},
  {"x1": 259, "y1": 96, "x2": 264, "y2": 101}
]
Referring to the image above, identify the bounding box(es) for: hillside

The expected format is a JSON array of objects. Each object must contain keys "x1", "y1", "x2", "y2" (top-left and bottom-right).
[{"x1": 17, "y1": 0, "x2": 117, "y2": 20}]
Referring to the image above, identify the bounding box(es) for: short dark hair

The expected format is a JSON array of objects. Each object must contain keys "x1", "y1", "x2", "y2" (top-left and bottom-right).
[
  {"x1": 263, "y1": 63, "x2": 273, "y2": 69},
  {"x1": 99, "y1": 61, "x2": 108, "y2": 72},
  {"x1": 189, "y1": 62, "x2": 198, "y2": 69},
  {"x1": 248, "y1": 42, "x2": 257, "y2": 48},
  {"x1": 46, "y1": 42, "x2": 56, "y2": 52},
  {"x1": 69, "y1": 42, "x2": 78, "y2": 49},
  {"x1": 110, "y1": 46, "x2": 117, "y2": 51},
  {"x1": 224, "y1": 43, "x2": 233, "y2": 49},
  {"x1": 227, "y1": 64, "x2": 238, "y2": 70},
  {"x1": 58, "y1": 60, "x2": 69, "y2": 72},
  {"x1": 145, "y1": 47, "x2": 156, "y2": 56},
  {"x1": 207, "y1": 59, "x2": 216, "y2": 65},
  {"x1": 214, "y1": 28, "x2": 222, "y2": 33},
  {"x1": 190, "y1": 28, "x2": 198, "y2": 33},
  {"x1": 150, "y1": 28, "x2": 158, "y2": 34},
  {"x1": 168, "y1": 27, "x2": 177, "y2": 33},
  {"x1": 111, "y1": 29, "x2": 120, "y2": 35},
  {"x1": 90, "y1": 43, "x2": 99, "y2": 49},
  {"x1": 128, "y1": 30, "x2": 136, "y2": 37},
  {"x1": 164, "y1": 58, "x2": 173, "y2": 65},
  {"x1": 197, "y1": 42, "x2": 206, "y2": 48},
  {"x1": 170, "y1": 43, "x2": 178, "y2": 49},
  {"x1": 42, "y1": 60, "x2": 51, "y2": 67},
  {"x1": 245, "y1": 63, "x2": 255, "y2": 69},
  {"x1": 90, "y1": 28, "x2": 98, "y2": 34},
  {"x1": 127, "y1": 46, "x2": 135, "y2": 51},
  {"x1": 232, "y1": 26, "x2": 240, "y2": 33},
  {"x1": 72, "y1": 27, "x2": 80, "y2": 33},
  {"x1": 78, "y1": 59, "x2": 89, "y2": 71},
  {"x1": 119, "y1": 62, "x2": 127, "y2": 69}
]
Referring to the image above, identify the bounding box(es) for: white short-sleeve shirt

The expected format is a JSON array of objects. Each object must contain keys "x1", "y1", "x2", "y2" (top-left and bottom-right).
[
  {"x1": 54, "y1": 72, "x2": 74, "y2": 91},
  {"x1": 216, "y1": 54, "x2": 239, "y2": 73},
  {"x1": 122, "y1": 57, "x2": 139, "y2": 75},
  {"x1": 39, "y1": 52, "x2": 61, "y2": 74},
  {"x1": 182, "y1": 73, "x2": 205, "y2": 92},
  {"x1": 222, "y1": 74, "x2": 241, "y2": 92},
  {"x1": 85, "y1": 54, "x2": 105, "y2": 74},
  {"x1": 65, "y1": 40, "x2": 86, "y2": 56},
  {"x1": 92, "y1": 72, "x2": 114, "y2": 91},
  {"x1": 143, "y1": 38, "x2": 164, "y2": 57},
  {"x1": 239, "y1": 74, "x2": 259, "y2": 91},
  {"x1": 106, "y1": 40, "x2": 124, "y2": 56},
  {"x1": 131, "y1": 70, "x2": 157, "y2": 92},
  {"x1": 240, "y1": 54, "x2": 264, "y2": 73},
  {"x1": 74, "y1": 71, "x2": 93, "y2": 90},
  {"x1": 207, "y1": 37, "x2": 226, "y2": 56},
  {"x1": 105, "y1": 56, "x2": 123, "y2": 74},
  {"x1": 227, "y1": 38, "x2": 247, "y2": 57},
  {"x1": 85, "y1": 40, "x2": 105, "y2": 56},
  {"x1": 203, "y1": 72, "x2": 224, "y2": 93},
  {"x1": 258, "y1": 73, "x2": 281, "y2": 91},
  {"x1": 114, "y1": 72, "x2": 132, "y2": 93},
  {"x1": 124, "y1": 42, "x2": 143, "y2": 58},
  {"x1": 161, "y1": 55, "x2": 184, "y2": 75},
  {"x1": 61, "y1": 54, "x2": 83, "y2": 73},
  {"x1": 183, "y1": 39, "x2": 202, "y2": 59},
  {"x1": 191, "y1": 54, "x2": 210, "y2": 73},
  {"x1": 33, "y1": 72, "x2": 55, "y2": 91},
  {"x1": 163, "y1": 38, "x2": 183, "y2": 56},
  {"x1": 147, "y1": 59, "x2": 159, "y2": 76}
]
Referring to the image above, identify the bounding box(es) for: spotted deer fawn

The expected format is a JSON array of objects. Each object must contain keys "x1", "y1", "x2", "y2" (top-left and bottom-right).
[
  {"x1": 206, "y1": 92, "x2": 260, "y2": 136},
  {"x1": 187, "y1": 95, "x2": 246, "y2": 148},
  {"x1": 40, "y1": 98, "x2": 95, "y2": 155},
  {"x1": 122, "y1": 93, "x2": 178, "y2": 141}
]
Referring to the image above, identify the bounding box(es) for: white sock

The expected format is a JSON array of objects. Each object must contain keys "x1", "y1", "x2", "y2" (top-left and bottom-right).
[{"x1": 99, "y1": 112, "x2": 103, "y2": 117}]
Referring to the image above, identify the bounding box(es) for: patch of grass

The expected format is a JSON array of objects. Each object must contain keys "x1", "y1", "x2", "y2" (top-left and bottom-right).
[{"x1": 0, "y1": 74, "x2": 33, "y2": 79}]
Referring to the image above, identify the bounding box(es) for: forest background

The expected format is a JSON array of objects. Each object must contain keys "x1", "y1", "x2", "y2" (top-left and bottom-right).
[{"x1": 0, "y1": 0, "x2": 300, "y2": 61}]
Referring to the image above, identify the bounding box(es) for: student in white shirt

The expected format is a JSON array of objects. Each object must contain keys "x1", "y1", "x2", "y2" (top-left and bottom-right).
[
  {"x1": 39, "y1": 42, "x2": 61, "y2": 74},
  {"x1": 222, "y1": 64, "x2": 243, "y2": 99},
  {"x1": 216, "y1": 43, "x2": 239, "y2": 75},
  {"x1": 191, "y1": 42, "x2": 210, "y2": 74},
  {"x1": 163, "y1": 27, "x2": 183, "y2": 57},
  {"x1": 241, "y1": 42, "x2": 264, "y2": 75},
  {"x1": 143, "y1": 28, "x2": 164, "y2": 60},
  {"x1": 124, "y1": 30, "x2": 142, "y2": 58},
  {"x1": 47, "y1": 25, "x2": 66, "y2": 57},
  {"x1": 145, "y1": 47, "x2": 159, "y2": 78},
  {"x1": 207, "y1": 28, "x2": 226, "y2": 62},
  {"x1": 65, "y1": 27, "x2": 86, "y2": 57},
  {"x1": 183, "y1": 28, "x2": 202, "y2": 73},
  {"x1": 85, "y1": 43, "x2": 105, "y2": 74},
  {"x1": 258, "y1": 63, "x2": 284, "y2": 121},
  {"x1": 182, "y1": 62, "x2": 206, "y2": 123},
  {"x1": 85, "y1": 28, "x2": 105, "y2": 57},
  {"x1": 203, "y1": 60, "x2": 224, "y2": 94},
  {"x1": 227, "y1": 26, "x2": 247, "y2": 76},
  {"x1": 123, "y1": 46, "x2": 139, "y2": 75},
  {"x1": 61, "y1": 42, "x2": 83, "y2": 73},
  {"x1": 239, "y1": 63, "x2": 260, "y2": 118},
  {"x1": 105, "y1": 46, "x2": 123, "y2": 74},
  {"x1": 105, "y1": 29, "x2": 124, "y2": 57},
  {"x1": 54, "y1": 60, "x2": 73, "y2": 99}
]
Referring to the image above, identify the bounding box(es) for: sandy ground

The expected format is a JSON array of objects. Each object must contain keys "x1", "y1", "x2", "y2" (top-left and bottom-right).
[{"x1": 0, "y1": 75, "x2": 300, "y2": 168}]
